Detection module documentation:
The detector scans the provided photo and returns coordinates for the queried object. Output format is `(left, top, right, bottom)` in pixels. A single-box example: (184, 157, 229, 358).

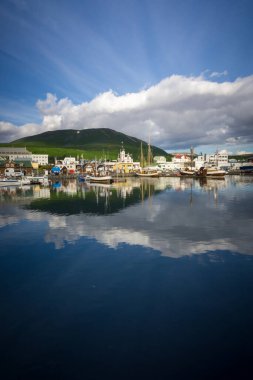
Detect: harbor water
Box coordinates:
(1, 176, 253, 379)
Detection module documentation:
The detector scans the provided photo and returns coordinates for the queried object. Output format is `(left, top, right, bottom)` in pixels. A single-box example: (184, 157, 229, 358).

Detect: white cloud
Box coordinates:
(1, 74, 253, 151)
(209, 70, 228, 78)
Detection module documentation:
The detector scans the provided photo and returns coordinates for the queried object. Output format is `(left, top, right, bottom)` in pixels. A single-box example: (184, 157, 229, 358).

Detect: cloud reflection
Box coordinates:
(0, 177, 252, 258)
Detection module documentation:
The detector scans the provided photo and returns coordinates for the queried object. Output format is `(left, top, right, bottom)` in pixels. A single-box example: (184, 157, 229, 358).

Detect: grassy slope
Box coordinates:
(1, 128, 170, 162)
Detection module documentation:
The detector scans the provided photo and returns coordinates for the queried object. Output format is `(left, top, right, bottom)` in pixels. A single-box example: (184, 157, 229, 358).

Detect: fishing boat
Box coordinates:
(27, 175, 49, 186)
(84, 159, 114, 184)
(86, 175, 113, 184)
(194, 167, 226, 178)
(136, 141, 160, 177)
(136, 170, 160, 178)
(180, 166, 226, 178)
(0, 178, 21, 187)
(180, 169, 197, 176)
(179, 148, 196, 176)
(239, 164, 253, 174)
(78, 174, 86, 182)
(0, 177, 31, 187)
(205, 167, 226, 177)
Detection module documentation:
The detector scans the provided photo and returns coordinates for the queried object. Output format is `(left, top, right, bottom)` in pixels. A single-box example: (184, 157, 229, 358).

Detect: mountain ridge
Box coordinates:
(6, 128, 170, 161)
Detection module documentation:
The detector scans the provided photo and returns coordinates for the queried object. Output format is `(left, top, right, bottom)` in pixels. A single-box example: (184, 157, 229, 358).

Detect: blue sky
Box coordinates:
(0, 0, 253, 153)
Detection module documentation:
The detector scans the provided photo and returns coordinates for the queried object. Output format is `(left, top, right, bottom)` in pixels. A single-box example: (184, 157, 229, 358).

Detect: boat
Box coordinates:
(180, 169, 197, 176)
(136, 141, 160, 178)
(84, 159, 114, 184)
(27, 175, 50, 186)
(0, 178, 21, 187)
(86, 175, 113, 184)
(136, 170, 160, 178)
(180, 166, 226, 178)
(78, 174, 86, 182)
(239, 165, 253, 174)
(205, 167, 226, 177)
(0, 177, 31, 187)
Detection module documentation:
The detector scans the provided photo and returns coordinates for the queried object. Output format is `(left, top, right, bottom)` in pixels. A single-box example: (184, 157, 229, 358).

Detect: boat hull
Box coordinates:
(0, 179, 21, 187)
(239, 165, 253, 174)
(136, 172, 160, 178)
(180, 170, 197, 176)
(206, 174, 225, 177)
(0, 177, 31, 187)
(87, 176, 113, 184)
(187, 167, 226, 178)
(27, 176, 49, 185)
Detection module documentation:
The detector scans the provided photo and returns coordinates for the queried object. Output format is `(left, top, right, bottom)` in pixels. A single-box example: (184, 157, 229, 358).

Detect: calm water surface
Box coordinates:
(1, 176, 253, 379)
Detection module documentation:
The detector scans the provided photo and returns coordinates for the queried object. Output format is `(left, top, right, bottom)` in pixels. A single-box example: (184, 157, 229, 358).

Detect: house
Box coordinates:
(0, 159, 33, 176)
(55, 157, 77, 174)
(153, 156, 166, 164)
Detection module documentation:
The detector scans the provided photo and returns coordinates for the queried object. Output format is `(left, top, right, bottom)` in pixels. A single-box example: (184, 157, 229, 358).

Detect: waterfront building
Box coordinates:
(147, 153, 193, 172)
(172, 154, 191, 165)
(208, 151, 229, 168)
(0, 147, 32, 161)
(103, 146, 140, 174)
(194, 154, 206, 170)
(0, 147, 48, 166)
(153, 156, 166, 164)
(55, 157, 77, 174)
(32, 154, 48, 165)
(194, 151, 229, 170)
(160, 153, 192, 171)
(0, 159, 33, 176)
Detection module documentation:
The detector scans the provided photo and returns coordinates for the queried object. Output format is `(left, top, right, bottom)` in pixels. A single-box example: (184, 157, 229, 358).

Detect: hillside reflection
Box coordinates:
(0, 176, 252, 257)
(26, 178, 165, 215)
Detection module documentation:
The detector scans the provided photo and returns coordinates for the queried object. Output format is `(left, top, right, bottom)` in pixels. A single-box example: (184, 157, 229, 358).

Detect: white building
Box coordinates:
(172, 154, 191, 165)
(208, 151, 229, 168)
(55, 157, 77, 173)
(0, 147, 48, 166)
(152, 154, 191, 172)
(162, 154, 192, 171)
(153, 156, 166, 164)
(102, 147, 140, 174)
(117, 148, 133, 163)
(0, 147, 32, 161)
(194, 151, 229, 170)
(32, 154, 48, 165)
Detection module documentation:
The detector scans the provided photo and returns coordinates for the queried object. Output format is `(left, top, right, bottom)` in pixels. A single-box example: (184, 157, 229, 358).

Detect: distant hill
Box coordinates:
(7, 128, 170, 161)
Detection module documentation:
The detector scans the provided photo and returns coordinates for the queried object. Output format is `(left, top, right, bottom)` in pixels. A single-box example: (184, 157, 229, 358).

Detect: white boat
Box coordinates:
(180, 166, 226, 178)
(192, 167, 226, 178)
(0, 177, 31, 187)
(86, 175, 113, 184)
(136, 170, 160, 178)
(27, 175, 49, 186)
(0, 178, 20, 187)
(20, 177, 31, 185)
(205, 167, 226, 177)
(180, 169, 197, 176)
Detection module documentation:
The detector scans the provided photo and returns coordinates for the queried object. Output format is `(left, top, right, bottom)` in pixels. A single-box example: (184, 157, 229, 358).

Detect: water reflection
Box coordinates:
(0, 176, 252, 256)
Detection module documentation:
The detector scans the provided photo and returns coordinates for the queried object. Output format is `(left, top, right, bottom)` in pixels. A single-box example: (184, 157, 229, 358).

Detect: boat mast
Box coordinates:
(190, 146, 194, 170)
(147, 137, 150, 166)
(147, 136, 153, 166)
(95, 157, 97, 176)
(140, 142, 144, 168)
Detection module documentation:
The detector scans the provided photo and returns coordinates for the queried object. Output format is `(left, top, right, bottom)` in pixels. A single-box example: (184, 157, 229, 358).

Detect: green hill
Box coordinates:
(5, 128, 170, 162)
